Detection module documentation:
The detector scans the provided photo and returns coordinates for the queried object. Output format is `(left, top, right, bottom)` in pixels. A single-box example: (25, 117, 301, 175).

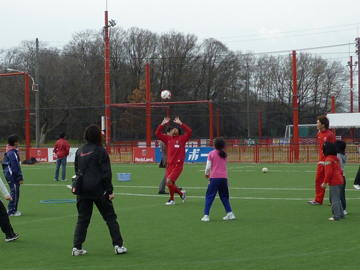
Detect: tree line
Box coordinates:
(0, 27, 350, 144)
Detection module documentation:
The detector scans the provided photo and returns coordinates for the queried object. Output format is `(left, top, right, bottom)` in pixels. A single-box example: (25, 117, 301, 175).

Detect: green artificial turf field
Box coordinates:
(2, 162, 360, 270)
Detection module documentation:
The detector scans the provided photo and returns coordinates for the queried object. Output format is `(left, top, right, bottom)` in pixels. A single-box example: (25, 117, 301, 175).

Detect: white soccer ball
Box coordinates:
(161, 90, 171, 100)
(262, 167, 268, 173)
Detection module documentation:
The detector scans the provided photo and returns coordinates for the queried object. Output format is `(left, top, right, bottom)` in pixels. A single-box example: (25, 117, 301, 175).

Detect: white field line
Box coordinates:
(22, 183, 360, 201)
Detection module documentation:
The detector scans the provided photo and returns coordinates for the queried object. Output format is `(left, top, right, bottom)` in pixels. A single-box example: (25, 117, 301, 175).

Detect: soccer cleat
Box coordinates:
(353, 185, 360, 190)
(328, 217, 340, 221)
(54, 179, 59, 181)
(308, 200, 321, 205)
(5, 233, 19, 242)
(61, 179, 67, 182)
(165, 199, 175, 205)
(223, 212, 235, 220)
(158, 190, 169, 194)
(181, 190, 187, 202)
(201, 215, 210, 222)
(9, 211, 22, 217)
(72, 248, 87, 256)
(114, 245, 127, 254)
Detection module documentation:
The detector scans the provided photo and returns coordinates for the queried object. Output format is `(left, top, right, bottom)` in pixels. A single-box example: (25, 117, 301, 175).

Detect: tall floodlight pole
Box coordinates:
(104, 10, 111, 149)
(356, 37, 360, 112)
(35, 38, 40, 147)
(292, 51, 299, 162)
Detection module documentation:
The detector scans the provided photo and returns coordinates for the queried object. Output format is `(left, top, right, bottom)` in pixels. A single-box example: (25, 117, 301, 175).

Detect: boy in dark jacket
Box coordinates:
(2, 135, 24, 216)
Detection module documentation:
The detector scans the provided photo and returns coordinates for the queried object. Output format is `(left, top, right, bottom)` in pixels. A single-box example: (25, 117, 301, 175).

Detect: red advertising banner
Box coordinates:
(133, 147, 155, 163)
(30, 148, 49, 162)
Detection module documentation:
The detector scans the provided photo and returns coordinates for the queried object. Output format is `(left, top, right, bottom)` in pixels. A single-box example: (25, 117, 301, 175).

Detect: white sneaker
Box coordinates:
(165, 199, 175, 205)
(61, 179, 67, 182)
(114, 245, 127, 254)
(9, 211, 22, 217)
(223, 212, 235, 220)
(343, 210, 347, 215)
(201, 215, 210, 222)
(72, 248, 87, 256)
(353, 185, 360, 190)
(181, 190, 187, 202)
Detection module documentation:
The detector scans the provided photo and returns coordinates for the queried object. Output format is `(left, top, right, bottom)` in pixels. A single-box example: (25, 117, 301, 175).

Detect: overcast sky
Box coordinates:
(1, 0, 359, 62)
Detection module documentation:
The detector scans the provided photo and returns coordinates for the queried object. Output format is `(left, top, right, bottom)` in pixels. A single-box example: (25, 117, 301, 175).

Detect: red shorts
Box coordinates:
(166, 163, 184, 182)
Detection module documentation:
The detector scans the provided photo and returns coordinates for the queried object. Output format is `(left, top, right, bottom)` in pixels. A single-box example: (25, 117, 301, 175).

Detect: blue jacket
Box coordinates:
(2, 148, 23, 183)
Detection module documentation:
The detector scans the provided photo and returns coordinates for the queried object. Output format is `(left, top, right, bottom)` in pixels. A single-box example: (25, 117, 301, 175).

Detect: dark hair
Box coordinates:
(7, 134, 20, 146)
(84, 124, 103, 146)
(214, 138, 227, 158)
(318, 115, 330, 129)
(165, 126, 173, 133)
(173, 126, 181, 135)
(59, 132, 66, 139)
(323, 142, 337, 156)
(334, 140, 346, 155)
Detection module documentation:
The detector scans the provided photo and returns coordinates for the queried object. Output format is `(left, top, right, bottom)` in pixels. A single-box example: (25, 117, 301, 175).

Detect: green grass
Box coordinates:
(2, 162, 360, 270)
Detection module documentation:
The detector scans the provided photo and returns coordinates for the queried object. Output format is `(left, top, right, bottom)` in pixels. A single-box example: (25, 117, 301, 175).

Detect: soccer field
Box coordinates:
(2, 162, 360, 270)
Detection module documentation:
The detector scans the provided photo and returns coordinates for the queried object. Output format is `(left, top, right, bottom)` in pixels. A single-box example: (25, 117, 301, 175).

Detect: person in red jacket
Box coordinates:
(308, 115, 335, 205)
(320, 142, 344, 221)
(53, 132, 70, 181)
(155, 117, 192, 205)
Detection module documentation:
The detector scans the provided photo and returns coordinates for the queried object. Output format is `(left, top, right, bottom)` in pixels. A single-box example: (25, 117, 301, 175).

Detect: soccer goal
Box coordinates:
(284, 124, 318, 139)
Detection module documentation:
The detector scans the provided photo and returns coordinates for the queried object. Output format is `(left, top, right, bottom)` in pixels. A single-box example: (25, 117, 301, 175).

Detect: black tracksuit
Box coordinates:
(73, 142, 124, 249)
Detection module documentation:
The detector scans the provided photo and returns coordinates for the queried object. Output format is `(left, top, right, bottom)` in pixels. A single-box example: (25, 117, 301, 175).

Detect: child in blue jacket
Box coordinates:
(2, 135, 24, 216)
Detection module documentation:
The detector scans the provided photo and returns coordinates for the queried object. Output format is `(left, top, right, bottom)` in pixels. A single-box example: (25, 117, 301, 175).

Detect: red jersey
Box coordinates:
(323, 155, 343, 186)
(53, 138, 70, 158)
(155, 124, 192, 164)
(317, 129, 335, 160)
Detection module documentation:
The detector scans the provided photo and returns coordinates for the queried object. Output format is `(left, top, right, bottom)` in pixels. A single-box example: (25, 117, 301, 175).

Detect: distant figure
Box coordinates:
(53, 132, 70, 181)
(321, 142, 344, 221)
(72, 124, 126, 256)
(158, 126, 172, 194)
(2, 134, 24, 216)
(0, 175, 19, 241)
(201, 138, 235, 222)
(308, 115, 335, 205)
(352, 145, 360, 190)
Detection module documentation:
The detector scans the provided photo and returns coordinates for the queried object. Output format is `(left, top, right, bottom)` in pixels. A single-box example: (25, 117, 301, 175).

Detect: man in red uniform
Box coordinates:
(308, 115, 336, 205)
(155, 117, 192, 205)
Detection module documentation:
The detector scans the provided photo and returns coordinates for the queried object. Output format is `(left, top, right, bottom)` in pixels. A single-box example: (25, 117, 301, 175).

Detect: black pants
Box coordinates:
(354, 165, 360, 185)
(0, 200, 15, 237)
(73, 196, 124, 249)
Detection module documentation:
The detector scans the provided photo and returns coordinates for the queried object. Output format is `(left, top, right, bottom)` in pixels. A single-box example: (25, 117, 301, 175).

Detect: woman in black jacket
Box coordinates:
(72, 124, 127, 256)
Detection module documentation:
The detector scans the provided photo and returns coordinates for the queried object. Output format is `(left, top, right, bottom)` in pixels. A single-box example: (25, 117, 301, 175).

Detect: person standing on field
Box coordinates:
(53, 132, 70, 181)
(0, 175, 19, 242)
(158, 126, 172, 194)
(2, 134, 24, 217)
(72, 124, 126, 256)
(309, 115, 336, 205)
(201, 138, 235, 222)
(320, 142, 344, 221)
(155, 117, 192, 205)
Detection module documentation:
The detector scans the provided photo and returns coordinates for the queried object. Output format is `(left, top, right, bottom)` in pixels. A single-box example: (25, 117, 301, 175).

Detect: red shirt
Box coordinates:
(317, 129, 335, 160)
(323, 155, 343, 186)
(53, 138, 70, 158)
(155, 124, 192, 164)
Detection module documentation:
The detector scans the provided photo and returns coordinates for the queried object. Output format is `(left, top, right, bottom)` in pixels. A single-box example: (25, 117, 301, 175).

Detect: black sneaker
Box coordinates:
(6, 233, 19, 242)
(158, 191, 169, 194)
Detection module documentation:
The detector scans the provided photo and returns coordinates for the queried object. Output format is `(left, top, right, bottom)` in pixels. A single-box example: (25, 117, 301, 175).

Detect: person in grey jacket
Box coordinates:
(0, 176, 18, 242)
(334, 140, 347, 214)
(72, 124, 126, 256)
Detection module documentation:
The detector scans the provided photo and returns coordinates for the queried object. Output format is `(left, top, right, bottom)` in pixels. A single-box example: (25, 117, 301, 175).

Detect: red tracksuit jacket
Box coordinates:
(155, 124, 192, 164)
